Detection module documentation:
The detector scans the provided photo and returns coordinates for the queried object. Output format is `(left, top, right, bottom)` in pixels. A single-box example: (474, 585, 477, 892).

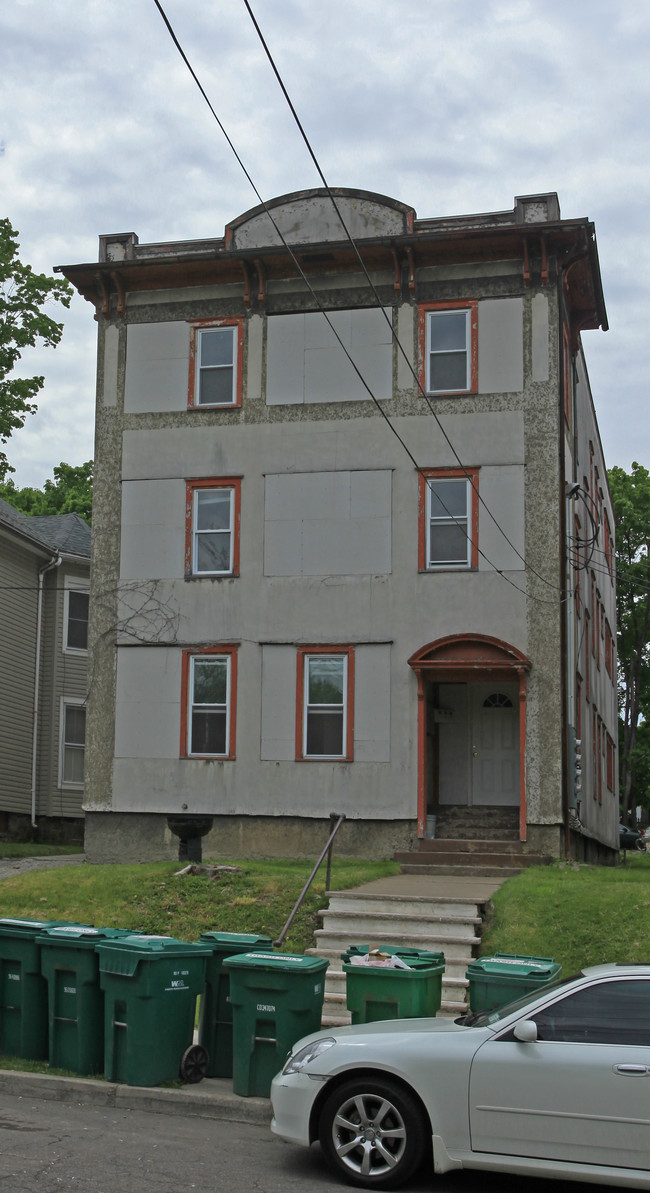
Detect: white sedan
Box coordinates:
(270, 963, 650, 1190)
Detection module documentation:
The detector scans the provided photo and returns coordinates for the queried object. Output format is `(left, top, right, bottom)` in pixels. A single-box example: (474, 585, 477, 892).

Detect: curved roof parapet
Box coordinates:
(225, 187, 416, 251)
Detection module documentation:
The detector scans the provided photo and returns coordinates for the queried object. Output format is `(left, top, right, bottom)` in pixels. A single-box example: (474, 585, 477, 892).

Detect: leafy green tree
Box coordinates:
(0, 460, 93, 524)
(0, 218, 72, 478)
(608, 462, 650, 820)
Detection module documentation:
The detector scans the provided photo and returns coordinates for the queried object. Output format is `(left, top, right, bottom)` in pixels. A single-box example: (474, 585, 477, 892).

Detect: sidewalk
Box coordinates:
(0, 1067, 272, 1125)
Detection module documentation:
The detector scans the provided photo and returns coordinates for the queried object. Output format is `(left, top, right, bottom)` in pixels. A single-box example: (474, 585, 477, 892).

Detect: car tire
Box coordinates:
(318, 1076, 427, 1190)
(634, 837, 646, 852)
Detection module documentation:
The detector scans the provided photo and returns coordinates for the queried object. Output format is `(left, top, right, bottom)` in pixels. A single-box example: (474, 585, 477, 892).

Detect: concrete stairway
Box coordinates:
(394, 837, 553, 878)
(394, 808, 553, 878)
(308, 884, 492, 1026)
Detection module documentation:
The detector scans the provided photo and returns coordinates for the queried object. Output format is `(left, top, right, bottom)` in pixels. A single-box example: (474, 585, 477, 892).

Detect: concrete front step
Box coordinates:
(398, 863, 525, 878)
(415, 838, 528, 854)
(314, 929, 480, 957)
(317, 909, 481, 939)
(395, 850, 550, 868)
(325, 892, 488, 916)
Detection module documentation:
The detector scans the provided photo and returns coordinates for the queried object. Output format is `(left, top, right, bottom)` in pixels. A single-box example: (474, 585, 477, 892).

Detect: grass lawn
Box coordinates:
(0, 843, 81, 858)
(481, 855, 650, 974)
(0, 856, 399, 954)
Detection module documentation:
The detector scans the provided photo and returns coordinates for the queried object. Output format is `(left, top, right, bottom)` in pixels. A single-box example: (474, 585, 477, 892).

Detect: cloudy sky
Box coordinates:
(1, 0, 648, 486)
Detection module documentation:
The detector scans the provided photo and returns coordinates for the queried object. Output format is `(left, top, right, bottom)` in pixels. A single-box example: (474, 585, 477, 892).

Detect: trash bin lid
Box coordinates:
(199, 932, 273, 949)
(95, 934, 212, 956)
(342, 945, 445, 965)
(96, 934, 211, 977)
(467, 953, 557, 977)
(38, 925, 124, 948)
(223, 951, 328, 973)
(0, 917, 57, 936)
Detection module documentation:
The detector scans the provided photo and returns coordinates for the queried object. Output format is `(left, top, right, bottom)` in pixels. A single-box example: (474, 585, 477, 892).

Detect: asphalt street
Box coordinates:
(0, 1092, 623, 1193)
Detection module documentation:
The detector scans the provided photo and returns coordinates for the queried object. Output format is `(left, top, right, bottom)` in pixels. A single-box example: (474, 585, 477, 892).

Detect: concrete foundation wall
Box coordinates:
(83, 810, 417, 863)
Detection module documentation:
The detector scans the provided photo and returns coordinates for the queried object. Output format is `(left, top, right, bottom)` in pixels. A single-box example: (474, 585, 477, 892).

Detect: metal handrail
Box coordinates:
(274, 813, 346, 948)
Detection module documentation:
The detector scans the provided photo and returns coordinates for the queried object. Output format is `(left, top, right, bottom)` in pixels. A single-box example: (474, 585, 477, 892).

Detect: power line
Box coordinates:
(241, 0, 566, 598)
(152, 0, 569, 608)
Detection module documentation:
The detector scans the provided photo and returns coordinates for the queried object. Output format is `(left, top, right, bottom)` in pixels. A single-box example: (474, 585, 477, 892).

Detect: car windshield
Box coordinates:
(457, 972, 583, 1027)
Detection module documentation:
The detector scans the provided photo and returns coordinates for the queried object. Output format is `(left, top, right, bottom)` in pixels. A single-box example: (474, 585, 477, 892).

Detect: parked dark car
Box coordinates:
(619, 822, 646, 851)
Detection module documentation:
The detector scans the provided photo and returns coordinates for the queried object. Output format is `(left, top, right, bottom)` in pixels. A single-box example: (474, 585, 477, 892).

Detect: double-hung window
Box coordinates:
(185, 478, 241, 577)
(182, 647, 237, 759)
(420, 302, 477, 395)
(419, 468, 478, 570)
(297, 647, 354, 761)
(189, 319, 243, 409)
(61, 701, 86, 786)
(64, 586, 89, 651)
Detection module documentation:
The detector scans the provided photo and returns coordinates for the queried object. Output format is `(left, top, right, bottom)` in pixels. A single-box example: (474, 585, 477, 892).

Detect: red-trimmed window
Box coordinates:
(296, 646, 354, 761)
(188, 318, 243, 409)
(185, 478, 241, 577)
(595, 591, 601, 669)
(419, 301, 478, 396)
(584, 611, 590, 701)
(592, 708, 598, 800)
(418, 468, 478, 571)
(604, 510, 614, 580)
(606, 734, 615, 793)
(181, 646, 237, 759)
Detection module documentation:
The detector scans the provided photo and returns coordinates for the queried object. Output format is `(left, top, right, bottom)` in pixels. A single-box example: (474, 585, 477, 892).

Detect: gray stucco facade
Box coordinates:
(58, 187, 617, 863)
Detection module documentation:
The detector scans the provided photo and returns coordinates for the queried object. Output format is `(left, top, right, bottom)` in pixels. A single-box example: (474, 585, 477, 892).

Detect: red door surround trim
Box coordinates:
(408, 634, 531, 842)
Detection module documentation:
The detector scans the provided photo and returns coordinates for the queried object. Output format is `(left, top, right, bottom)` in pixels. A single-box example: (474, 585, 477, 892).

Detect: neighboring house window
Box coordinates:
(185, 478, 241, 576)
(188, 319, 243, 408)
(419, 301, 478, 395)
(181, 646, 237, 759)
(61, 701, 86, 787)
(65, 588, 89, 651)
(296, 647, 354, 761)
(418, 468, 478, 570)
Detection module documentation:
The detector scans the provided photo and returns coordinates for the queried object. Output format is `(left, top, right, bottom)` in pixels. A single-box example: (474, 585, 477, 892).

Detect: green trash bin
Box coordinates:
(342, 946, 446, 1024)
(466, 953, 561, 1014)
(198, 932, 274, 1078)
(97, 934, 211, 1087)
(224, 952, 328, 1098)
(38, 925, 126, 1076)
(0, 918, 84, 1060)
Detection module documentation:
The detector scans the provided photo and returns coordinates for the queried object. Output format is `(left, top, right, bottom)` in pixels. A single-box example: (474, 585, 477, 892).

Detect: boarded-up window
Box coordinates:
(266, 308, 393, 405)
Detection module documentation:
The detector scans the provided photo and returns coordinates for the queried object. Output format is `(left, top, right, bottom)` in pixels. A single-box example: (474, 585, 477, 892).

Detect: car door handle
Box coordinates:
(614, 1065, 648, 1075)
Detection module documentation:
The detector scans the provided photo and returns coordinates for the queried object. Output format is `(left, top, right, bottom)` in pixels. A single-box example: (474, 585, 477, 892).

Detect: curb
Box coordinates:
(0, 1068, 272, 1125)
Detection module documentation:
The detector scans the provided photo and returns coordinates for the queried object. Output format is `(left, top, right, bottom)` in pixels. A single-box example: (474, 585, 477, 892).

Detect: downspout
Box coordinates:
(31, 553, 62, 828)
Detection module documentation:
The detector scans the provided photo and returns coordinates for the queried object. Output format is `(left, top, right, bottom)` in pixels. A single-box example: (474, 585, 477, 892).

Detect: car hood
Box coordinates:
(289, 1014, 471, 1054)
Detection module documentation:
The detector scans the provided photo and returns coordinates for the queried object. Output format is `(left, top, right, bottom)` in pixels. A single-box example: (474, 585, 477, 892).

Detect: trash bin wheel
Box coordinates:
(180, 1044, 209, 1084)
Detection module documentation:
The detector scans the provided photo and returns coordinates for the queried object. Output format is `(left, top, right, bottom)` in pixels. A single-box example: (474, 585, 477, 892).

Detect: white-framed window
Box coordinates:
(185, 479, 240, 576)
(298, 649, 353, 760)
(195, 325, 238, 407)
(64, 584, 89, 652)
(182, 647, 237, 759)
(60, 700, 86, 787)
(419, 469, 478, 570)
(421, 304, 476, 395)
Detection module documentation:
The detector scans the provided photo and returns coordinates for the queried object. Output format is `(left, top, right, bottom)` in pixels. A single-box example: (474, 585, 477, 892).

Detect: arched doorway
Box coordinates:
(408, 634, 531, 841)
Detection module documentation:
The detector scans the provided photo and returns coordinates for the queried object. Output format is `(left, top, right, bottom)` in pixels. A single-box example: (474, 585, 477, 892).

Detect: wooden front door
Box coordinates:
(436, 681, 519, 806)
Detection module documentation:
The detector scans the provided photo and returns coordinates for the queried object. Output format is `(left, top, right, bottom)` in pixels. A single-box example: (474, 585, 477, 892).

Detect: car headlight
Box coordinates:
(282, 1037, 336, 1075)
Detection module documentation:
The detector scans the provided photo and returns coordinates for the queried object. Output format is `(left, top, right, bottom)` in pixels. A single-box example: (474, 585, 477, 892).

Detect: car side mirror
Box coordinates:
(513, 1020, 538, 1043)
